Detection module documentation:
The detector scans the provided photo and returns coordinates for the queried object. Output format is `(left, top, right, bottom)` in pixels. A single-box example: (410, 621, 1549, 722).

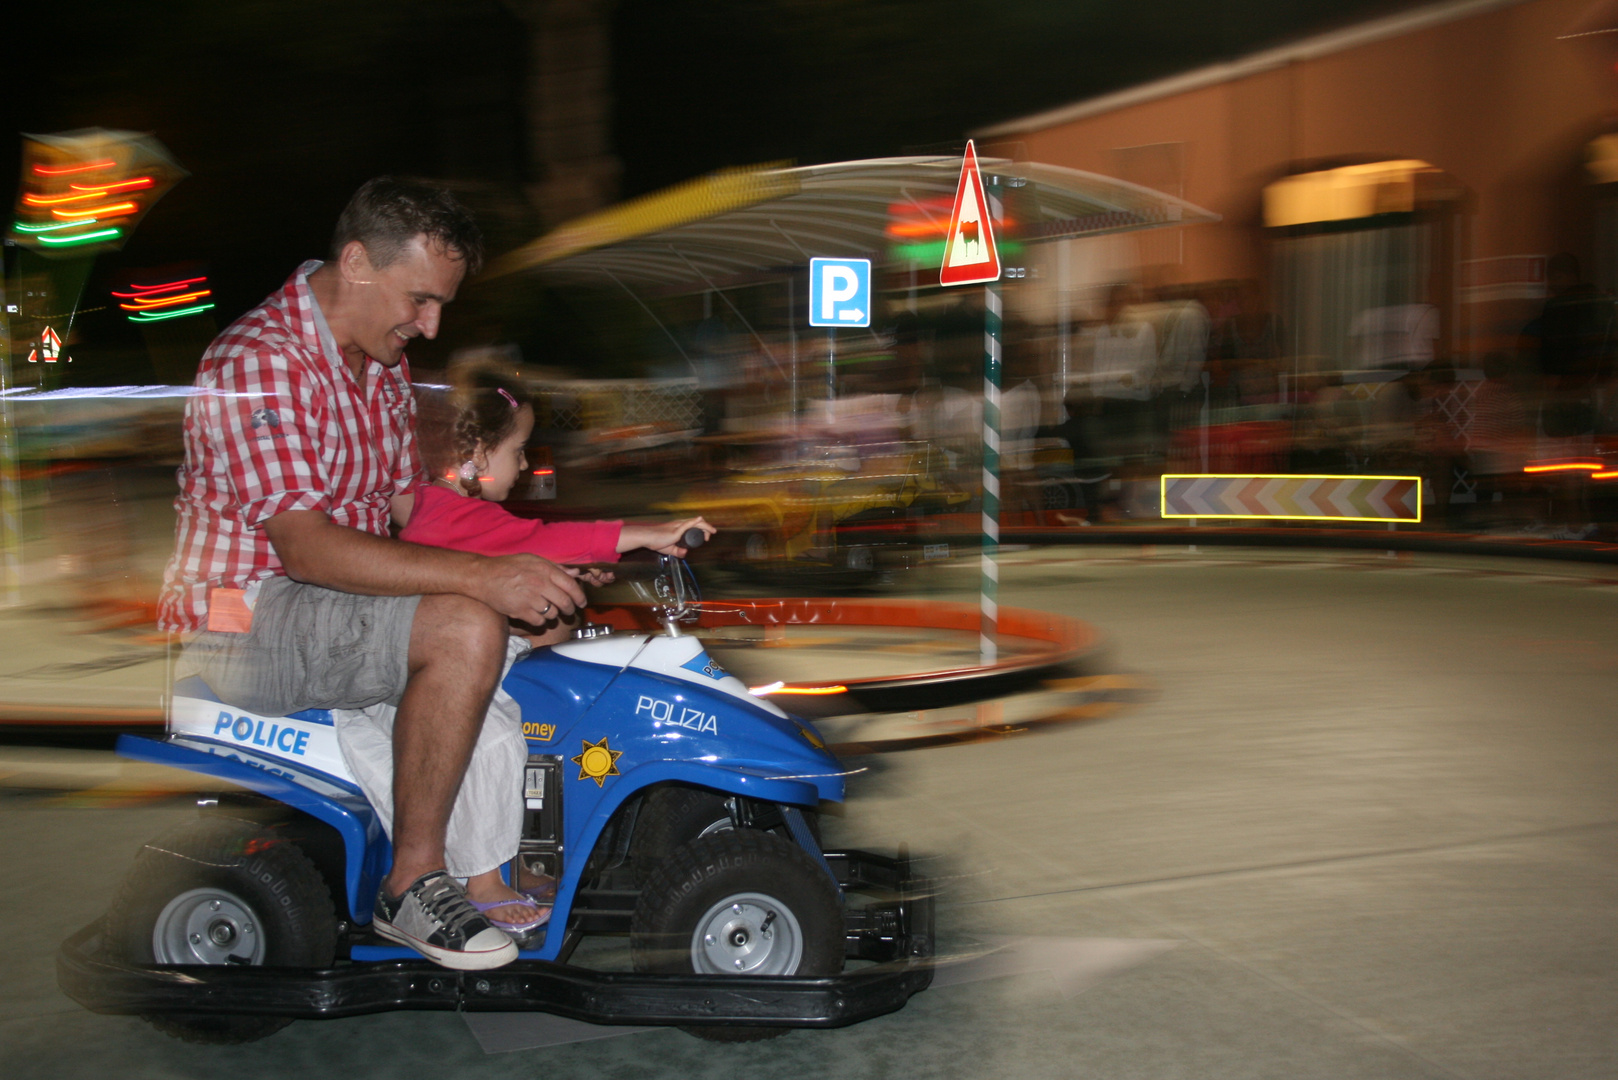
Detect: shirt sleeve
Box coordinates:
(403, 490, 623, 563)
(206, 348, 333, 527)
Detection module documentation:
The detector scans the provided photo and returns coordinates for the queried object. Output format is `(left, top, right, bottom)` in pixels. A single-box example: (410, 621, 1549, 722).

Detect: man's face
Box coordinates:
(345, 235, 467, 366)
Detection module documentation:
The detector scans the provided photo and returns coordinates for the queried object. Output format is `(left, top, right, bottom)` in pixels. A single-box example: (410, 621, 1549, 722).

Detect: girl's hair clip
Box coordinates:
(496, 388, 519, 410)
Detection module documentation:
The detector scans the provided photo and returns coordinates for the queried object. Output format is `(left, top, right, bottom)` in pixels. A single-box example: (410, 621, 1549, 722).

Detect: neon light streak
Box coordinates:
(747, 682, 847, 696)
(128, 303, 215, 323)
(23, 191, 106, 206)
(69, 176, 153, 194)
(117, 290, 213, 310)
(52, 202, 136, 220)
(127, 277, 208, 293)
(37, 228, 122, 247)
(532, 468, 554, 476)
(1592, 471, 1618, 480)
(33, 159, 116, 176)
(14, 219, 98, 233)
(1523, 462, 1603, 473)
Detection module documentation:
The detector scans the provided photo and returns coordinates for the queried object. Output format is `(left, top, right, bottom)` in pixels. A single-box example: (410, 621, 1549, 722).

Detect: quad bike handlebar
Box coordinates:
(567, 527, 707, 638)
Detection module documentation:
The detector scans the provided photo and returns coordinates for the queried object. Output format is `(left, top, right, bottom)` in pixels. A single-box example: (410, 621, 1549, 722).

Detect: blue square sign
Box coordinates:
(808, 257, 872, 328)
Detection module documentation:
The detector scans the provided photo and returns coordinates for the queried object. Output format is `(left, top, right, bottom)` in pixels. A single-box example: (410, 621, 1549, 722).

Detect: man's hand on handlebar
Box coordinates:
(618, 516, 715, 558)
(475, 553, 588, 625)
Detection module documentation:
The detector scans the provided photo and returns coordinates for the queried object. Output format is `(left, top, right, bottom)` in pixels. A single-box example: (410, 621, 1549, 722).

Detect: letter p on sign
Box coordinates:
(808, 257, 871, 328)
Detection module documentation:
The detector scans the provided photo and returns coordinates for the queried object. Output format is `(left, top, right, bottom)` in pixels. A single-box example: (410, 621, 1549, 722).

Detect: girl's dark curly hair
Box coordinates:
(419, 367, 529, 497)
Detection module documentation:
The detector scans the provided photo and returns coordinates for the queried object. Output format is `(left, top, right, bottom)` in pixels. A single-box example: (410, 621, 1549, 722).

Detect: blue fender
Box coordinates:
(115, 734, 388, 924)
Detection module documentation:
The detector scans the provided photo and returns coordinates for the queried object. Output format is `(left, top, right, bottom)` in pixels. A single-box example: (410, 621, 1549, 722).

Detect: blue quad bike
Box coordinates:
(57, 542, 933, 1043)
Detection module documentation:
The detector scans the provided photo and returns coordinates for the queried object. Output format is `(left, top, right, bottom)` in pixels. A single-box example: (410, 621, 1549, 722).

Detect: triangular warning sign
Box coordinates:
(40, 326, 67, 363)
(940, 140, 1001, 287)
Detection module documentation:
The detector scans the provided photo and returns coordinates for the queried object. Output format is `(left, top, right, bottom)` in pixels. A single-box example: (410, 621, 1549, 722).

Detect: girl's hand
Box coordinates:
(618, 517, 715, 556)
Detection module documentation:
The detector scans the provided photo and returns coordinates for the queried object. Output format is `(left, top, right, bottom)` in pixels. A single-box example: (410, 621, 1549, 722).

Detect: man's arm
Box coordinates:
(265, 509, 585, 625)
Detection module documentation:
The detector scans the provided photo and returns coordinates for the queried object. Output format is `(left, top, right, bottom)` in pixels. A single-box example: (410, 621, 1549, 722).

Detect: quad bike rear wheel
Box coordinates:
(106, 816, 337, 1044)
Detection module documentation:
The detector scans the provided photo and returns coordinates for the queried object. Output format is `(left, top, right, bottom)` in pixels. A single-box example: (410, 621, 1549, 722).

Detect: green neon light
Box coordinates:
(37, 227, 121, 246)
(129, 303, 215, 323)
(888, 239, 1024, 263)
(15, 219, 98, 233)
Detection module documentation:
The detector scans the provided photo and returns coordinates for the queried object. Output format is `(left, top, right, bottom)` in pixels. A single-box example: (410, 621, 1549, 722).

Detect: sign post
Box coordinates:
(938, 141, 1004, 664)
(0, 275, 16, 607)
(808, 256, 871, 414)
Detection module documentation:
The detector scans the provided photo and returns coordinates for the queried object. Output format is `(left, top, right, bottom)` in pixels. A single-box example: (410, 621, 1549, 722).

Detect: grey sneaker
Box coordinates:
(374, 870, 518, 970)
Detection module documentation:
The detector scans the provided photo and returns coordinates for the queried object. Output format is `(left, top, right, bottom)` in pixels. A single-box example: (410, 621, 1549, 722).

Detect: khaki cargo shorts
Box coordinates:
(176, 576, 421, 716)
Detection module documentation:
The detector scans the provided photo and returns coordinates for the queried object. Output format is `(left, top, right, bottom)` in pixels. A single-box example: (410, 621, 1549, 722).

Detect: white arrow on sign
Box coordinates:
(462, 935, 1180, 1052)
(837, 307, 865, 322)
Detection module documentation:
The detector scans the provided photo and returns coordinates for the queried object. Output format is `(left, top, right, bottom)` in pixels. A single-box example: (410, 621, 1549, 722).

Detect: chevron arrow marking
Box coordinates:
(1159, 475, 1422, 522)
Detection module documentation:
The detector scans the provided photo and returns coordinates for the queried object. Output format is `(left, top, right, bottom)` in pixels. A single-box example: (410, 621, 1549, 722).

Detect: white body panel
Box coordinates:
(169, 694, 356, 783)
(552, 633, 786, 717)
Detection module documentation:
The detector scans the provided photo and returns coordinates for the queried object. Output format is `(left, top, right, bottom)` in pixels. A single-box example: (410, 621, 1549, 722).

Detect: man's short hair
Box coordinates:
(331, 177, 485, 277)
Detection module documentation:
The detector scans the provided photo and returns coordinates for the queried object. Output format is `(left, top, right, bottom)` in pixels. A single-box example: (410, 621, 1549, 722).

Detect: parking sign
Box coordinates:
(808, 257, 871, 328)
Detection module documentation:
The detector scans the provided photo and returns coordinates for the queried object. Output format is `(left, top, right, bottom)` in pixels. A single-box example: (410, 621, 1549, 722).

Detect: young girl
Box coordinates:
(334, 370, 711, 938)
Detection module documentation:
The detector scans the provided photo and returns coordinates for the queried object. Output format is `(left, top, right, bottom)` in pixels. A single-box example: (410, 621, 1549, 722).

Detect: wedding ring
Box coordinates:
(540, 602, 553, 617)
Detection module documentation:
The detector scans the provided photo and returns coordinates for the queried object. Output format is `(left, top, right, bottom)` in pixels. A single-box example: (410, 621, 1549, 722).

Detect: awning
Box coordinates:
(486, 155, 1218, 291)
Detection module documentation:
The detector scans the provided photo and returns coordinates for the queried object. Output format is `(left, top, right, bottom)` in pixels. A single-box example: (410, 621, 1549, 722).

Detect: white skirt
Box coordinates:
(333, 635, 531, 879)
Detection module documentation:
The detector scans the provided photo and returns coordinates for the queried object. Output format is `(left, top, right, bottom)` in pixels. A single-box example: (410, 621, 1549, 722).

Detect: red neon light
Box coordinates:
(1593, 471, 1618, 480)
(69, 177, 153, 194)
(532, 468, 555, 476)
(117, 290, 212, 311)
(129, 276, 207, 292)
(111, 279, 209, 299)
(33, 159, 116, 176)
(51, 202, 137, 220)
(1523, 462, 1604, 473)
(765, 685, 848, 696)
(23, 191, 105, 206)
(886, 216, 1012, 239)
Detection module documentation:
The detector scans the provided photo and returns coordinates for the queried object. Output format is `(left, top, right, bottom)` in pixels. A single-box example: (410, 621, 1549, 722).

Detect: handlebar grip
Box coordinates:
(682, 527, 707, 550)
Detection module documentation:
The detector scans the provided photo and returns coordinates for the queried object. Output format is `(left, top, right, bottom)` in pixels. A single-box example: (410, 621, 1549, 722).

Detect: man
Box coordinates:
(158, 177, 585, 970)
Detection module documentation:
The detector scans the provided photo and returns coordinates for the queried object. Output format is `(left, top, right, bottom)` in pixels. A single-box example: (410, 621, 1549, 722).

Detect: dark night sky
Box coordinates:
(6, 0, 1421, 378)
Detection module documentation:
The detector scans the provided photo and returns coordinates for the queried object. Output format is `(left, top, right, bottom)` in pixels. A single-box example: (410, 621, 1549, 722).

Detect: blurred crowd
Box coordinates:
(13, 249, 1618, 614)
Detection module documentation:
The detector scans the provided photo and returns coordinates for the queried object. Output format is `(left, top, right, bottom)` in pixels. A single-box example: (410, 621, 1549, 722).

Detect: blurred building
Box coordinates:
(974, 0, 1618, 369)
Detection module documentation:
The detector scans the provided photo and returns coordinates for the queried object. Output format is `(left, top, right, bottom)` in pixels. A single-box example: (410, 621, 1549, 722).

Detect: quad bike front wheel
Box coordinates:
(105, 816, 337, 1044)
(629, 785, 819, 885)
(631, 830, 842, 1042)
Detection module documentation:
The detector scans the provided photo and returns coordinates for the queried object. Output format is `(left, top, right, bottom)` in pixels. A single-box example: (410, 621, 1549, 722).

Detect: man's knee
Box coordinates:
(410, 595, 507, 675)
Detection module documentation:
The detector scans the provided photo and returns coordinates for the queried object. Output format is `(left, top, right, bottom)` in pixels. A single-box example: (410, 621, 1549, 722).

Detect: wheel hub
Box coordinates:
(690, 891, 803, 976)
(153, 887, 265, 966)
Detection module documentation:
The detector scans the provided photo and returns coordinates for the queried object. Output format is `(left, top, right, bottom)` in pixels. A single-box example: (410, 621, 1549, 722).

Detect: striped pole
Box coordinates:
(980, 178, 1003, 665)
(0, 274, 17, 607)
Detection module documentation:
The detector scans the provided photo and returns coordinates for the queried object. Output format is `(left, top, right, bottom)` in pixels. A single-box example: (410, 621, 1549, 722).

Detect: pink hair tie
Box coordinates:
(496, 388, 519, 409)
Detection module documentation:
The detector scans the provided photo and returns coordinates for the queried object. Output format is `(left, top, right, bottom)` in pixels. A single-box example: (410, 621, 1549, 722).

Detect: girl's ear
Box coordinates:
(471, 442, 490, 470)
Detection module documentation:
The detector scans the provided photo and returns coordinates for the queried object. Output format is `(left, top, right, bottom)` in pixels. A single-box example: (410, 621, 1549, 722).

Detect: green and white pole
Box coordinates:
(980, 178, 1003, 665)
(0, 270, 16, 608)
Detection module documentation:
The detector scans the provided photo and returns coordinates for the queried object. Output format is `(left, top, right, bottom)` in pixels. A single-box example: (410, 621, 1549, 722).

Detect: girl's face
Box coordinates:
(474, 405, 535, 502)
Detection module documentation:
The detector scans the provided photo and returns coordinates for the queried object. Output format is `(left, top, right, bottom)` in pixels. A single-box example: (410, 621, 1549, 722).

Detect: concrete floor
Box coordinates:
(5, 547, 1618, 1079)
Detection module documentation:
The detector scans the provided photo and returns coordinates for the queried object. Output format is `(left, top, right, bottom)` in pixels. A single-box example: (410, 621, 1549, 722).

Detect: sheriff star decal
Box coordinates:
(572, 736, 623, 787)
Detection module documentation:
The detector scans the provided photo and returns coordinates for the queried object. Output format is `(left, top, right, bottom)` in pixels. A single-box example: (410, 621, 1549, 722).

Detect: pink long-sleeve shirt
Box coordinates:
(400, 484, 622, 564)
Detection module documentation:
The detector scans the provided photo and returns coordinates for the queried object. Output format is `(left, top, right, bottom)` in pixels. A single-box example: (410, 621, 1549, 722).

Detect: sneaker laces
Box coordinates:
(412, 873, 489, 940)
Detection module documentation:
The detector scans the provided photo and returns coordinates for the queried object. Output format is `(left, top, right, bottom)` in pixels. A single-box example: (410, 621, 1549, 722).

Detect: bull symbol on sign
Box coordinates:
(955, 219, 985, 263)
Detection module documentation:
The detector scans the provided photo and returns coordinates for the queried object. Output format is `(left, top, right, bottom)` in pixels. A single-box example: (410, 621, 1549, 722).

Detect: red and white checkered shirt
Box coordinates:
(157, 261, 424, 632)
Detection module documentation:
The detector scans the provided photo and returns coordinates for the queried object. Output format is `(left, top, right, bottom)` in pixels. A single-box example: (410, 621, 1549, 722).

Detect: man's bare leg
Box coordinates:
(382, 593, 508, 897)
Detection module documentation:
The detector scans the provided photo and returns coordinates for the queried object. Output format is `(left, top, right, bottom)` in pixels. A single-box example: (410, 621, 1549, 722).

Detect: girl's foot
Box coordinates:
(465, 870, 550, 931)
